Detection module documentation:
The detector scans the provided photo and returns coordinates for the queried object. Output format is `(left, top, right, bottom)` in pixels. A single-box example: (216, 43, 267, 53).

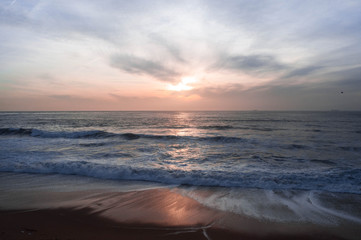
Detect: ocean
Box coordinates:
(1, 111, 361, 225)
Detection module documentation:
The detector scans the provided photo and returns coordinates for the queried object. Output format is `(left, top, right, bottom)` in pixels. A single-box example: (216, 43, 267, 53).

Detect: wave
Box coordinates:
(0, 128, 33, 135)
(142, 125, 277, 131)
(0, 128, 246, 143)
(0, 160, 360, 194)
(0, 128, 117, 139)
(285, 144, 310, 150)
(179, 188, 361, 225)
(338, 146, 361, 152)
(197, 125, 276, 131)
(198, 125, 234, 130)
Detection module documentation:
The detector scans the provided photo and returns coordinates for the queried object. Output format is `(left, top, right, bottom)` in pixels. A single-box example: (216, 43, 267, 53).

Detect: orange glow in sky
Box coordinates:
(167, 77, 197, 92)
(1, 1, 360, 111)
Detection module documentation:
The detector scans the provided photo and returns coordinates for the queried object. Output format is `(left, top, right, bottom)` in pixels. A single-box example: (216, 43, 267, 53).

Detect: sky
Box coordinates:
(1, 0, 361, 111)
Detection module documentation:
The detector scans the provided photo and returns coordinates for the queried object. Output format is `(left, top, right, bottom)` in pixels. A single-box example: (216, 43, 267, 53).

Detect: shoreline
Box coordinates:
(0, 207, 347, 240)
(1, 208, 217, 240)
(1, 173, 361, 239)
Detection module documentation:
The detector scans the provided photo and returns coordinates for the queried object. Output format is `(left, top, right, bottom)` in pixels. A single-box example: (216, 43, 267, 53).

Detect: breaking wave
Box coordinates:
(0, 128, 246, 143)
(0, 159, 360, 194)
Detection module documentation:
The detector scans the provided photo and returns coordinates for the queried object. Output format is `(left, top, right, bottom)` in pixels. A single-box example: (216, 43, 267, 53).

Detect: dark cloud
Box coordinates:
(251, 66, 361, 95)
(189, 69, 361, 110)
(110, 55, 180, 82)
(321, 66, 361, 91)
(282, 66, 323, 79)
(189, 84, 286, 110)
(211, 54, 287, 75)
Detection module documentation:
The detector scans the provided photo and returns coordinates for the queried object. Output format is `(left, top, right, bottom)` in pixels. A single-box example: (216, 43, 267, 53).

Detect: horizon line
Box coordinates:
(1, 110, 360, 112)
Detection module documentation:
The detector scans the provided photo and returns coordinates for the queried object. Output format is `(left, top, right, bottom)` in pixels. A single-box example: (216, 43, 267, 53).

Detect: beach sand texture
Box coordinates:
(1, 176, 359, 240)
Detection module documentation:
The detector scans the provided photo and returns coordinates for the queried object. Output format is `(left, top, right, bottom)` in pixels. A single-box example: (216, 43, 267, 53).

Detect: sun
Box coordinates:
(167, 77, 197, 91)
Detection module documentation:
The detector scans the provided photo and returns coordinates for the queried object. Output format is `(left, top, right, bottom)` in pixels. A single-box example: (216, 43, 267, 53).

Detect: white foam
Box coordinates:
(308, 191, 361, 224)
(177, 187, 361, 225)
(0, 155, 361, 194)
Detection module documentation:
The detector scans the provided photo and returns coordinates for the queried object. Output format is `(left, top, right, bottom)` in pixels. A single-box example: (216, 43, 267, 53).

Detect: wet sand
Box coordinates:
(0, 188, 349, 240)
(0, 207, 346, 240)
(1, 208, 212, 240)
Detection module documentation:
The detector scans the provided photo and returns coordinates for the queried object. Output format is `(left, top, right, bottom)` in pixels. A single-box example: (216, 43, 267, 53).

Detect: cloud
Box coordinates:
(191, 83, 244, 98)
(320, 66, 361, 90)
(148, 34, 185, 63)
(1, 0, 361, 110)
(272, 65, 361, 93)
(210, 54, 287, 76)
(0, 1, 123, 44)
(281, 66, 323, 79)
(110, 55, 180, 82)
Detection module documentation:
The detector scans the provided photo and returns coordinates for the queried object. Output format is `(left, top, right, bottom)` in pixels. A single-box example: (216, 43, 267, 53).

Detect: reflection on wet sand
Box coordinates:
(82, 189, 221, 227)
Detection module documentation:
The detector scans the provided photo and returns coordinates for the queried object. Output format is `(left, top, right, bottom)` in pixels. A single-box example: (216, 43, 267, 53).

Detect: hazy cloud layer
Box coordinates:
(110, 55, 180, 82)
(211, 54, 287, 76)
(282, 66, 323, 79)
(1, 0, 361, 110)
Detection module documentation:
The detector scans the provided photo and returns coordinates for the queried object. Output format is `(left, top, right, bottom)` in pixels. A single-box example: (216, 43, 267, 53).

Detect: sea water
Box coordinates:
(1, 111, 361, 224)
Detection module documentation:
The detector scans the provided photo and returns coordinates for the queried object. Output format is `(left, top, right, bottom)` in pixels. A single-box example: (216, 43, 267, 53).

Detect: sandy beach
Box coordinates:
(1, 207, 218, 240)
(1, 173, 358, 240)
(0, 198, 349, 240)
(0, 206, 347, 240)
